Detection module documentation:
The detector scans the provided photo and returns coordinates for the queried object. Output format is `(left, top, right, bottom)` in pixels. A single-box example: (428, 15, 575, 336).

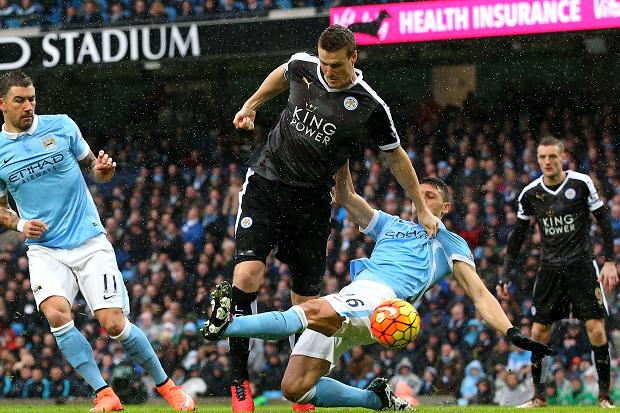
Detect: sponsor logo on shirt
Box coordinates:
(290, 104, 336, 146)
(302, 76, 313, 90)
(540, 213, 576, 235)
(9, 153, 64, 184)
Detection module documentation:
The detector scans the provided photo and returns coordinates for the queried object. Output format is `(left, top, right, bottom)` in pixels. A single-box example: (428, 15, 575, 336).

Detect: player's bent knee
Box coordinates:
(44, 310, 72, 328)
(587, 327, 606, 345)
(281, 379, 311, 403)
(96, 309, 127, 337)
(233, 261, 265, 291)
(40, 297, 72, 328)
(299, 299, 342, 336)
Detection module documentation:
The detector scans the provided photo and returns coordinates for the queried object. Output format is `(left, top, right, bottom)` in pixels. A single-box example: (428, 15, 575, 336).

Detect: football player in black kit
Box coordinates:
(498, 136, 618, 408)
(224, 24, 438, 412)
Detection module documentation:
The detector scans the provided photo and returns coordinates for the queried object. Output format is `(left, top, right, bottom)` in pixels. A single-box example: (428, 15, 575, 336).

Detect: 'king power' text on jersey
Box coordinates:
(0, 115, 104, 249)
(517, 170, 603, 266)
(251, 52, 400, 189)
(350, 210, 475, 302)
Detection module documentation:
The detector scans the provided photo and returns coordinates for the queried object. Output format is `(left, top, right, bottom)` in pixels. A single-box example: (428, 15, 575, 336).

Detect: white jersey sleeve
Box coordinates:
(359, 209, 390, 240)
(436, 228, 476, 270)
(64, 115, 90, 161)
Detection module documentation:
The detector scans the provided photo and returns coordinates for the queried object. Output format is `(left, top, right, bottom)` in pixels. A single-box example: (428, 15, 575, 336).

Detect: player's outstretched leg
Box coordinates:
(295, 376, 414, 411)
(201, 281, 307, 341)
(51, 319, 123, 412)
(107, 314, 195, 411)
(366, 378, 416, 411)
(201, 281, 232, 340)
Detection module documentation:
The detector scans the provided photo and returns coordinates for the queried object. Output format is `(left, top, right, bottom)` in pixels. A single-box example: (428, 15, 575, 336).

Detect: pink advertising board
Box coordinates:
(330, 0, 620, 45)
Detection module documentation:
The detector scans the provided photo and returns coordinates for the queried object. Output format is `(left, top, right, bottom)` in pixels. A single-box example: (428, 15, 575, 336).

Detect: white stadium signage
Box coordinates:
(0, 24, 201, 70)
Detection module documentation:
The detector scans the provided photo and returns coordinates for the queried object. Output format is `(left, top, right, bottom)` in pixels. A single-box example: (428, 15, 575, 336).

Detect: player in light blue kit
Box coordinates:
(202, 160, 553, 411)
(0, 71, 195, 412)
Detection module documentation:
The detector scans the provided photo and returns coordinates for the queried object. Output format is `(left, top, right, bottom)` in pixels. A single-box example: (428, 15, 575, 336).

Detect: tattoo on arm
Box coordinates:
(78, 150, 105, 183)
(78, 150, 96, 174)
(0, 195, 20, 230)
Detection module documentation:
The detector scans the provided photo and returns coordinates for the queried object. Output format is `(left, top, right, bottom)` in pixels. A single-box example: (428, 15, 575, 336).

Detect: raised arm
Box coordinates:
(78, 150, 116, 184)
(382, 147, 437, 236)
(233, 64, 289, 130)
(333, 160, 374, 229)
(452, 261, 553, 356)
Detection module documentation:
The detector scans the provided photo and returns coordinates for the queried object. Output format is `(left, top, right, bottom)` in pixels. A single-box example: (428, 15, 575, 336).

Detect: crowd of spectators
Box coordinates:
(0, 0, 396, 29)
(0, 0, 401, 29)
(1, 84, 620, 406)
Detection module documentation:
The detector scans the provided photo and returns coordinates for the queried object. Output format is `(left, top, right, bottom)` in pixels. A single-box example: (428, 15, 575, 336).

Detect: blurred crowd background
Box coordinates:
(0, 80, 620, 406)
(0, 0, 397, 29)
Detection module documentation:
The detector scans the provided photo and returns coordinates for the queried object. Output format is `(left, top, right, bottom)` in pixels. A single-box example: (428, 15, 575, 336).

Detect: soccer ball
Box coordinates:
(370, 299, 420, 349)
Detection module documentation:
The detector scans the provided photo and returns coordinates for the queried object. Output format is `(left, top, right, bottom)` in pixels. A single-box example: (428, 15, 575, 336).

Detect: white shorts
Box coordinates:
(291, 279, 396, 366)
(27, 234, 129, 315)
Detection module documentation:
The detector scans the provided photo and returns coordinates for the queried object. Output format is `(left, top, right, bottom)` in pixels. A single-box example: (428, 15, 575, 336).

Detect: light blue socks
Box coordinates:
(223, 306, 308, 341)
(52, 320, 107, 391)
(112, 320, 168, 385)
(301, 377, 382, 409)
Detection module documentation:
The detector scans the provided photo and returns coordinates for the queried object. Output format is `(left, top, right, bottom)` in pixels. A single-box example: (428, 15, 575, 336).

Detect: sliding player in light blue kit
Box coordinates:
(0, 71, 195, 412)
(202, 160, 553, 411)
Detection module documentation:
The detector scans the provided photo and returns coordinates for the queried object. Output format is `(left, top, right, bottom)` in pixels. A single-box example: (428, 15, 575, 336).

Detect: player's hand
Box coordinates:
(496, 282, 512, 301)
(600, 261, 618, 292)
(93, 150, 116, 183)
(506, 327, 554, 356)
(233, 107, 256, 130)
(417, 208, 438, 238)
(23, 219, 48, 239)
(497, 258, 517, 300)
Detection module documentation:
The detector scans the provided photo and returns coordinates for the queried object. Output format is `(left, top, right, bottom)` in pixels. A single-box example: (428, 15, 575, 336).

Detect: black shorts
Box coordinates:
(532, 260, 607, 324)
(234, 170, 331, 296)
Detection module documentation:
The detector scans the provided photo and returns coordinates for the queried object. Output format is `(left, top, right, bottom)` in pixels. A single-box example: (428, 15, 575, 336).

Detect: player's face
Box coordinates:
(318, 47, 358, 89)
(537, 144, 563, 180)
(0, 86, 36, 132)
(420, 183, 450, 218)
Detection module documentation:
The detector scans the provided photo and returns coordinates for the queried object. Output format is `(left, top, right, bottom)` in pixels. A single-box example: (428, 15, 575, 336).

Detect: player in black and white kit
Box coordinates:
(225, 25, 438, 412)
(498, 136, 618, 408)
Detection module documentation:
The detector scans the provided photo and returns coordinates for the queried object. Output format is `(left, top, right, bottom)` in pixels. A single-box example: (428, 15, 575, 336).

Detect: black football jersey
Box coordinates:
(250, 52, 400, 189)
(517, 170, 604, 266)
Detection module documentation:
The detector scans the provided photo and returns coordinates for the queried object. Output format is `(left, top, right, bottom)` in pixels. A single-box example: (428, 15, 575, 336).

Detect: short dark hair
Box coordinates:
(420, 176, 450, 203)
(538, 135, 565, 153)
(0, 71, 33, 98)
(318, 25, 356, 57)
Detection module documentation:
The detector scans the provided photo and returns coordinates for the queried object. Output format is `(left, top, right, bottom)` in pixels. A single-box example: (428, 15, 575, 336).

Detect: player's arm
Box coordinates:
(233, 63, 289, 130)
(78, 150, 116, 183)
(0, 195, 47, 238)
(333, 160, 374, 229)
(592, 206, 619, 292)
(452, 261, 553, 356)
(501, 218, 530, 274)
(382, 146, 437, 236)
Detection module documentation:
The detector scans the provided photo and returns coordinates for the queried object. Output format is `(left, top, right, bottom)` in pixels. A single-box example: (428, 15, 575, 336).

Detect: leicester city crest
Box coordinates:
(564, 188, 576, 200)
(344, 96, 358, 111)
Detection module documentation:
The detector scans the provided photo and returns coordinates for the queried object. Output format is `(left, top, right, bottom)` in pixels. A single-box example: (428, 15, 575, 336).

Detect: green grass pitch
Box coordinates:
(0, 402, 606, 413)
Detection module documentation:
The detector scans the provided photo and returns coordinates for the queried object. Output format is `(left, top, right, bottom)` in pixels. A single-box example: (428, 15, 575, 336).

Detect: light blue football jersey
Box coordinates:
(350, 210, 475, 302)
(0, 115, 104, 249)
